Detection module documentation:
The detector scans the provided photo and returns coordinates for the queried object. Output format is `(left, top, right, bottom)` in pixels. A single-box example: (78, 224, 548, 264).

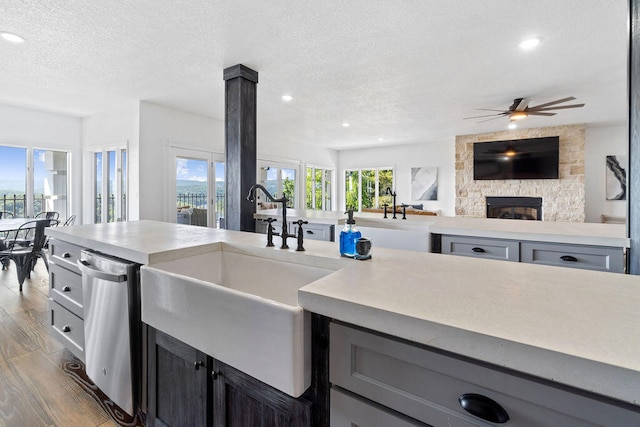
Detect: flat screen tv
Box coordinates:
(473, 136, 559, 180)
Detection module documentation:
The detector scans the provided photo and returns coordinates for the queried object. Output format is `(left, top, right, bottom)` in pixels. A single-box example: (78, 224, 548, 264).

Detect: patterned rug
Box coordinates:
(61, 352, 146, 426)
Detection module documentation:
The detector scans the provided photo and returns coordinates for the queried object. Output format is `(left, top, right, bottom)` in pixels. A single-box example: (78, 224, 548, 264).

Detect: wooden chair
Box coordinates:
(0, 219, 58, 291)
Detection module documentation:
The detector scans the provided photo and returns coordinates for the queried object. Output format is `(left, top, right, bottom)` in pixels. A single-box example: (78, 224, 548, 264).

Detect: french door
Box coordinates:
(167, 147, 225, 228)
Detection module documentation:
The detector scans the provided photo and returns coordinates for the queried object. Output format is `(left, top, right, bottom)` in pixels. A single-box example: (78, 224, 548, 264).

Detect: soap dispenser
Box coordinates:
(340, 210, 362, 257)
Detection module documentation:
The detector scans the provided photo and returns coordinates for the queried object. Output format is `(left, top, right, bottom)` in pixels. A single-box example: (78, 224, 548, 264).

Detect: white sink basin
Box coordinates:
(140, 242, 341, 397)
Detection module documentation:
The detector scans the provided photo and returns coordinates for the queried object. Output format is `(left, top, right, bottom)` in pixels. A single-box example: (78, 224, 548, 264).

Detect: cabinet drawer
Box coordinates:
(330, 323, 640, 427)
(441, 235, 519, 262)
(521, 242, 624, 273)
(292, 222, 334, 242)
(331, 388, 427, 427)
(50, 299, 84, 362)
(49, 239, 84, 273)
(49, 263, 83, 318)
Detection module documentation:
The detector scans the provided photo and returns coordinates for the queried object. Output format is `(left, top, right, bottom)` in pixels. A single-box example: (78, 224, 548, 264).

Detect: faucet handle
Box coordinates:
(294, 220, 309, 252)
(266, 217, 277, 247)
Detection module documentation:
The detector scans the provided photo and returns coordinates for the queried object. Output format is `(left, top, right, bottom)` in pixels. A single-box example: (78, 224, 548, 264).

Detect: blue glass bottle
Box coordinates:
(339, 210, 361, 257)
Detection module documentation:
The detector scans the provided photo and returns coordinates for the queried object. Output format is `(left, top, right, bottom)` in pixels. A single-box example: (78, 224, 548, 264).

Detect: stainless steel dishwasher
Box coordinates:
(78, 250, 141, 417)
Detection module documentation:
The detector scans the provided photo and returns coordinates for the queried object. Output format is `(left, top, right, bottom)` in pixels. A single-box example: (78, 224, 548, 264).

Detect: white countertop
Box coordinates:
(48, 220, 640, 405)
(255, 209, 629, 247)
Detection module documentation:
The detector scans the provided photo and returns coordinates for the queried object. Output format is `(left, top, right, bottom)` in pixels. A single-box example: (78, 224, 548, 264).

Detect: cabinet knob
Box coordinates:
(458, 393, 509, 423)
(62, 252, 71, 258)
(194, 360, 204, 370)
(560, 255, 578, 262)
(471, 247, 485, 253)
(62, 285, 71, 292)
(62, 325, 71, 333)
(211, 370, 222, 380)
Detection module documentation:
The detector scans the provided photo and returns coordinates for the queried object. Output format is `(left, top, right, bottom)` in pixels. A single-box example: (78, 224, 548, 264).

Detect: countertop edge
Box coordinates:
(298, 290, 640, 406)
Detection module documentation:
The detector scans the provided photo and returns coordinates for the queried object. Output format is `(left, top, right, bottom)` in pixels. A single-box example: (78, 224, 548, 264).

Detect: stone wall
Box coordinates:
(455, 124, 585, 222)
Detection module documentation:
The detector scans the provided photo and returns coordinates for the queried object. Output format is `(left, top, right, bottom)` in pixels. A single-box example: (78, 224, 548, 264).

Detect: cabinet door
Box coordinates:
(147, 328, 210, 427)
(331, 388, 428, 427)
(212, 359, 311, 427)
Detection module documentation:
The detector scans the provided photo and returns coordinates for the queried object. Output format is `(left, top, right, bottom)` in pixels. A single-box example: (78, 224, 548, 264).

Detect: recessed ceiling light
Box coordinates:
(378, 138, 384, 142)
(342, 122, 350, 127)
(508, 123, 517, 130)
(282, 95, 293, 102)
(1, 31, 25, 43)
(518, 37, 540, 50)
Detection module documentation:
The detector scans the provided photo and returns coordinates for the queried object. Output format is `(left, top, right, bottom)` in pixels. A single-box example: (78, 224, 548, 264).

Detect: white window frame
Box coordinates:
(343, 167, 395, 211)
(90, 145, 128, 223)
(257, 158, 301, 209)
(305, 164, 335, 211)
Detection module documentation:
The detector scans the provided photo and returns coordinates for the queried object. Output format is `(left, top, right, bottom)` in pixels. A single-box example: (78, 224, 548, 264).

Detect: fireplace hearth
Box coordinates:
(486, 196, 542, 220)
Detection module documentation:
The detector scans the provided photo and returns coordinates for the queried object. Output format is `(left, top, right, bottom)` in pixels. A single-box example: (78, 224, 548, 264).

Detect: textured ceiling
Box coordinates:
(0, 1, 629, 150)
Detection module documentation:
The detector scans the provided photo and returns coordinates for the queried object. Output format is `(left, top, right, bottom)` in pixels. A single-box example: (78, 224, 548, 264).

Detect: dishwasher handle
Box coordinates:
(77, 260, 128, 283)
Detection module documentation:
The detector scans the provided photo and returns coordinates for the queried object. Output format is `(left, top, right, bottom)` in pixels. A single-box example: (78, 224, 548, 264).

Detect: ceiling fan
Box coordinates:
(464, 97, 585, 123)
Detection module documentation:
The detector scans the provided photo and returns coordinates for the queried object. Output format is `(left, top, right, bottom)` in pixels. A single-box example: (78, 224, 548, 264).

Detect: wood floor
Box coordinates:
(0, 259, 125, 427)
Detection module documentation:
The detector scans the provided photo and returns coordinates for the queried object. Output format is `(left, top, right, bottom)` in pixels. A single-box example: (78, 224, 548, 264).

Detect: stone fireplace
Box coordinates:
(455, 124, 585, 222)
(486, 196, 542, 220)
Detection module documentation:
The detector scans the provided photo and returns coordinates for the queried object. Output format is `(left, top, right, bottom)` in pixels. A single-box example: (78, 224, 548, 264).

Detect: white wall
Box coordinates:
(337, 140, 456, 216)
(138, 102, 225, 222)
(82, 101, 140, 222)
(584, 124, 628, 222)
(0, 103, 83, 220)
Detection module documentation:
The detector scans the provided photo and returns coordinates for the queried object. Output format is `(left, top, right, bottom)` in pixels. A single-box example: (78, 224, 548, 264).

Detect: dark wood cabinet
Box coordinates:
(147, 328, 211, 427)
(147, 326, 312, 427)
(212, 359, 311, 426)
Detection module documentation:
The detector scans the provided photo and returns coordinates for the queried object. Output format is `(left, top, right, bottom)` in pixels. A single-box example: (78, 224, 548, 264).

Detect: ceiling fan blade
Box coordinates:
(476, 108, 509, 112)
(528, 96, 576, 110)
(463, 113, 503, 119)
(513, 98, 529, 111)
(478, 115, 506, 123)
(533, 104, 585, 111)
(526, 112, 556, 116)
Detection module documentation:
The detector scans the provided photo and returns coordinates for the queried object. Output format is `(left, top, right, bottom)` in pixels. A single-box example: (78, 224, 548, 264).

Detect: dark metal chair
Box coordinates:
(35, 211, 60, 220)
(0, 211, 14, 219)
(63, 214, 77, 226)
(0, 219, 58, 291)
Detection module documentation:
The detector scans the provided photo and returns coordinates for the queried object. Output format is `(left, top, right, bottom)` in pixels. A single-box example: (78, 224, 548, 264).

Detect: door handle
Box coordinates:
(77, 260, 127, 282)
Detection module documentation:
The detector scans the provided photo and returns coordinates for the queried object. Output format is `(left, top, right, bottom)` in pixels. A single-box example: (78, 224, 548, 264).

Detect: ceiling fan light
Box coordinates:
(518, 37, 540, 50)
(510, 111, 528, 121)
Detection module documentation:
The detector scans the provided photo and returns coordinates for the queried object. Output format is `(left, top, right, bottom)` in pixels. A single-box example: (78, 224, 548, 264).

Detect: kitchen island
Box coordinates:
(46, 220, 640, 426)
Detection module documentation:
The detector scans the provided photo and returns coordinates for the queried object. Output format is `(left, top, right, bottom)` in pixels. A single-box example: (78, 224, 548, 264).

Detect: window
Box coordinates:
(0, 146, 69, 218)
(257, 161, 298, 209)
(343, 167, 394, 211)
(92, 147, 127, 223)
(305, 166, 333, 210)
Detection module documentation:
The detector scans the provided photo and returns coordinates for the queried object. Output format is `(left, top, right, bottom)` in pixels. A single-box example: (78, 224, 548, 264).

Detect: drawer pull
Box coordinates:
(62, 252, 71, 258)
(560, 255, 578, 262)
(62, 285, 71, 292)
(458, 393, 509, 423)
(306, 230, 315, 234)
(62, 325, 71, 333)
(471, 247, 485, 253)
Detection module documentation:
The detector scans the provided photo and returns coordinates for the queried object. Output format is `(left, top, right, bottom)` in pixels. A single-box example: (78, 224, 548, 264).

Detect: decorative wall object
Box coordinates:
(606, 155, 627, 200)
(411, 167, 438, 200)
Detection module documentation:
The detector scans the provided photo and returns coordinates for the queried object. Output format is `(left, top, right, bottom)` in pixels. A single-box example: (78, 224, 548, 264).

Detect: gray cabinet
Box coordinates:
(331, 388, 427, 427)
(330, 322, 640, 427)
(437, 234, 625, 273)
(521, 241, 624, 273)
(48, 239, 86, 361)
(441, 235, 519, 262)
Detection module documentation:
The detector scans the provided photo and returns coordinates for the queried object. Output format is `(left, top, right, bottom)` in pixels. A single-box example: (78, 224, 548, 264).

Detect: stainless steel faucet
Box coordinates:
(247, 184, 294, 249)
(386, 187, 397, 219)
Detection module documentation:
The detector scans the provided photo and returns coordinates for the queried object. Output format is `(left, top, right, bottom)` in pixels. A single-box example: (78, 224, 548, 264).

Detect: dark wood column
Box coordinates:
(629, 0, 640, 274)
(224, 64, 258, 232)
